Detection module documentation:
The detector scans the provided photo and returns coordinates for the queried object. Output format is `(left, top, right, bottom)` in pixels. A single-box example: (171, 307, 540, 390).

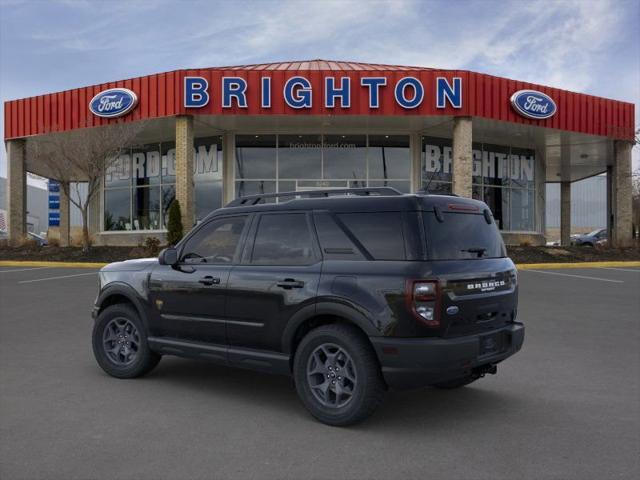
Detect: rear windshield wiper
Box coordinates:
(461, 247, 487, 258)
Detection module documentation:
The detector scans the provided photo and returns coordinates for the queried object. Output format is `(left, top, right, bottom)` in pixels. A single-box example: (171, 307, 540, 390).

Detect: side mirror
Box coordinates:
(158, 247, 178, 266)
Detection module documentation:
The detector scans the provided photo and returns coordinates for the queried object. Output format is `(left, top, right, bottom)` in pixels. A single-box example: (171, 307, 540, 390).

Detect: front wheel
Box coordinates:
(293, 324, 385, 426)
(92, 304, 160, 379)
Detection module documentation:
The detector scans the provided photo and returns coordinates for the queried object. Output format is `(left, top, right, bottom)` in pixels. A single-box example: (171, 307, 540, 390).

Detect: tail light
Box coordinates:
(406, 280, 440, 327)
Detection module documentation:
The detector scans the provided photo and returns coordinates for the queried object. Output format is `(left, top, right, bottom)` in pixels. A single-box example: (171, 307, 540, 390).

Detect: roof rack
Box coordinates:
(225, 187, 402, 207)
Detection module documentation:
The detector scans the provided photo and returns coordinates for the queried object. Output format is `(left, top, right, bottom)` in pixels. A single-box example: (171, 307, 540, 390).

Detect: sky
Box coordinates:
(0, 0, 639, 183)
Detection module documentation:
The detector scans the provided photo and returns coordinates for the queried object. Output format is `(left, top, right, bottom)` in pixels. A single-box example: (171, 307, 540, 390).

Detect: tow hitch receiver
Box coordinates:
(473, 364, 498, 378)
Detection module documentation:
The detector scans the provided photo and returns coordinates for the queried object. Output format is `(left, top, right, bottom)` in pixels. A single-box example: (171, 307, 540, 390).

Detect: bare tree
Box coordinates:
(27, 122, 143, 251)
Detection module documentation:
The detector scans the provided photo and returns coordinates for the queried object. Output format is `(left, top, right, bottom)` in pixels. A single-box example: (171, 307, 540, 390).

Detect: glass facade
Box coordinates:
(422, 136, 537, 231)
(104, 136, 222, 231)
(235, 134, 411, 199)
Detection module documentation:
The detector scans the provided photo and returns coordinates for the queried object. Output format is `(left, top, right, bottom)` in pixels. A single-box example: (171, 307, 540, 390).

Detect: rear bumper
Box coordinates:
(370, 323, 524, 390)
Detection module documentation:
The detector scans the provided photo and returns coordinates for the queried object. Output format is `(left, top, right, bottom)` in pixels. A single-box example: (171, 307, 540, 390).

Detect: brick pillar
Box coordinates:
(452, 117, 473, 197)
(560, 181, 571, 246)
(611, 141, 633, 247)
(175, 115, 194, 233)
(59, 181, 70, 247)
(6, 139, 27, 245)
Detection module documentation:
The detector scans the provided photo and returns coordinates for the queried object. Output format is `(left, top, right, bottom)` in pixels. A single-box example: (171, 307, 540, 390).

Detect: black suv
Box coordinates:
(91, 188, 524, 426)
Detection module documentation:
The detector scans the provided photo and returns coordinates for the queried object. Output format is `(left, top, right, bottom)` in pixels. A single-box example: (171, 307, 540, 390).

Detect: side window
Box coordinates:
(251, 213, 316, 266)
(337, 212, 406, 260)
(180, 216, 247, 264)
(313, 212, 365, 261)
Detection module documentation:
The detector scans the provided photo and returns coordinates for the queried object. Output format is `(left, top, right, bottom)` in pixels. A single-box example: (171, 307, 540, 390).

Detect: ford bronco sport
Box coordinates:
(92, 188, 524, 426)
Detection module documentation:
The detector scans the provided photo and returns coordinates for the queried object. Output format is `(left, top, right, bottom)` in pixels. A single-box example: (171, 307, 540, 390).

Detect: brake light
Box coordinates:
(448, 203, 479, 212)
(406, 280, 440, 327)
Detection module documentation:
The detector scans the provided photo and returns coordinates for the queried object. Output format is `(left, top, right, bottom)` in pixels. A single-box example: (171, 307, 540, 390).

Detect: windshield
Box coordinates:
(423, 211, 506, 260)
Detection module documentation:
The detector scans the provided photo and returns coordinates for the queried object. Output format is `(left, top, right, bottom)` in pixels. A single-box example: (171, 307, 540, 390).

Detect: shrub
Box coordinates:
(144, 236, 161, 257)
(166, 199, 183, 246)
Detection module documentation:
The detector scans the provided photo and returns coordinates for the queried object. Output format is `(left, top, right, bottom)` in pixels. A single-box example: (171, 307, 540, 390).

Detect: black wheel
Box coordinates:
(432, 375, 479, 389)
(92, 304, 160, 379)
(293, 324, 385, 426)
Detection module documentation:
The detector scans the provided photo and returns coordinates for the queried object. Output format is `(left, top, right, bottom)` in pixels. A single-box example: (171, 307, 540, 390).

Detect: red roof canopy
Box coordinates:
(3, 59, 635, 141)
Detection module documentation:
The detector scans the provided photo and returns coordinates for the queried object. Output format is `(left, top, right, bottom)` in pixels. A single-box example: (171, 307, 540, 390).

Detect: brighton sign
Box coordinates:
(89, 88, 138, 118)
(183, 76, 464, 110)
(510, 89, 557, 120)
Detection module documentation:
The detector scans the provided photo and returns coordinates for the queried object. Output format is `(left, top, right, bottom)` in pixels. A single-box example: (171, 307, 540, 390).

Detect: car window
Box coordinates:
(336, 212, 406, 260)
(251, 213, 316, 265)
(423, 211, 505, 260)
(180, 216, 247, 264)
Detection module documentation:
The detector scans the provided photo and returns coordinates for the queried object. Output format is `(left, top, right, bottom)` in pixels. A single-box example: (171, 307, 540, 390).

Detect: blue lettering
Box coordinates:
(184, 76, 209, 108)
(394, 77, 424, 109)
(436, 77, 462, 108)
(261, 77, 271, 108)
(360, 77, 387, 108)
(283, 76, 312, 109)
(325, 77, 351, 108)
(222, 77, 248, 108)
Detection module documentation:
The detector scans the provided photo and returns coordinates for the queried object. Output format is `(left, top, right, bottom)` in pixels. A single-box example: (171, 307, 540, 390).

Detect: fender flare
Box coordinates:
(95, 282, 150, 329)
(281, 300, 379, 354)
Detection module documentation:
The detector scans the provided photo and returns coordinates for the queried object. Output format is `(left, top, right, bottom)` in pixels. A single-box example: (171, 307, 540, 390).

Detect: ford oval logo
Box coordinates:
(89, 88, 138, 118)
(510, 89, 556, 120)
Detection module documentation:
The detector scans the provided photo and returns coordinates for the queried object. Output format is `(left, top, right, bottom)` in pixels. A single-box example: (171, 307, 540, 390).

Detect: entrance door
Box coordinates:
(148, 215, 249, 345)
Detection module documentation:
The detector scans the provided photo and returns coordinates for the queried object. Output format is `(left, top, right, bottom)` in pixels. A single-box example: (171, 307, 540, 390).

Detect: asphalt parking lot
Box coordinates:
(1, 265, 639, 480)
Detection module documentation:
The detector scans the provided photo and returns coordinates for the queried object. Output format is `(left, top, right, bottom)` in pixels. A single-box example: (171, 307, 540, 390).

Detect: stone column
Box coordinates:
(452, 117, 473, 197)
(610, 141, 633, 247)
(59, 182, 70, 247)
(222, 133, 235, 205)
(6, 139, 27, 245)
(560, 181, 571, 246)
(175, 115, 194, 233)
(410, 133, 422, 192)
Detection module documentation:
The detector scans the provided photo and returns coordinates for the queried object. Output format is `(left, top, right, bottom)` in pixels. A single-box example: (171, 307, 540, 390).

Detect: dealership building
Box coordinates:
(3, 60, 636, 246)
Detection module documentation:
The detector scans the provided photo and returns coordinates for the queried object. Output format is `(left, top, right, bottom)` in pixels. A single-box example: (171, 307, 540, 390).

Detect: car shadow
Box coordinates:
(140, 357, 529, 431)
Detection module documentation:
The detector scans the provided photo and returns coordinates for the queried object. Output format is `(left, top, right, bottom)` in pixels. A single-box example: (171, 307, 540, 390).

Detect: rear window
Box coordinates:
(423, 212, 506, 260)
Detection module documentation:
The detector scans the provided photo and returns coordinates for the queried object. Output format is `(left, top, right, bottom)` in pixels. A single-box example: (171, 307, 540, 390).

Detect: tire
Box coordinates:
(293, 324, 385, 426)
(92, 304, 160, 379)
(432, 375, 479, 389)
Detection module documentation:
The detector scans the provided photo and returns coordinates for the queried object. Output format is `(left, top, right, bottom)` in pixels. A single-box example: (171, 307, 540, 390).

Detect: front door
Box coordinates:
(148, 214, 250, 344)
(226, 212, 322, 353)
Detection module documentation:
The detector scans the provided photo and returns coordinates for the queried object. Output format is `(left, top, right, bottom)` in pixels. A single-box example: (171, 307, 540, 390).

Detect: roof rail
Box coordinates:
(225, 187, 402, 207)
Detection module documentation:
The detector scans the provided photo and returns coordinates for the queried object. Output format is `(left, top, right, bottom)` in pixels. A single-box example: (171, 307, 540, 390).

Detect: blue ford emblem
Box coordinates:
(89, 88, 138, 118)
(510, 89, 556, 120)
(446, 306, 459, 315)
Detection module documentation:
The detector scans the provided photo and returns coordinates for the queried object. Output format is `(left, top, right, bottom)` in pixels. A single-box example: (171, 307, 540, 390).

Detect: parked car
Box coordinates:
(0, 230, 47, 246)
(571, 228, 607, 247)
(91, 188, 524, 426)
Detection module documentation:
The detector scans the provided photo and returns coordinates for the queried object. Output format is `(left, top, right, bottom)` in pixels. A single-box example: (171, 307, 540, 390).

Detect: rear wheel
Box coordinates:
(293, 324, 385, 426)
(92, 304, 160, 379)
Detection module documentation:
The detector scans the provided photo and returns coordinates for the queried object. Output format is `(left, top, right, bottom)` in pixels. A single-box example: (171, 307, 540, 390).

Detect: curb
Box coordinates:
(516, 261, 640, 269)
(1, 260, 639, 270)
(0, 260, 108, 268)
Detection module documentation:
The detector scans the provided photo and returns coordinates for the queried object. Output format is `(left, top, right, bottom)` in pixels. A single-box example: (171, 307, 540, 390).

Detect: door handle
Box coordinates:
(199, 276, 221, 286)
(276, 278, 305, 289)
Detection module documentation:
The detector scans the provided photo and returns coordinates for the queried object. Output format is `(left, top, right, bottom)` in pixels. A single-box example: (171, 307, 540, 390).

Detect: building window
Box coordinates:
(103, 137, 223, 231)
(234, 134, 411, 202)
(422, 136, 537, 232)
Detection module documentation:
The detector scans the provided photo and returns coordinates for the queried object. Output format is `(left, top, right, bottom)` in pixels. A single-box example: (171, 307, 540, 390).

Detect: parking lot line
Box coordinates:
(0, 266, 53, 273)
(18, 271, 98, 284)
(522, 269, 624, 283)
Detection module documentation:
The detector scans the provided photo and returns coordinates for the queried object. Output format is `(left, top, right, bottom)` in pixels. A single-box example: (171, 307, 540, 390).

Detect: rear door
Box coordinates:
(148, 214, 250, 345)
(225, 212, 322, 352)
